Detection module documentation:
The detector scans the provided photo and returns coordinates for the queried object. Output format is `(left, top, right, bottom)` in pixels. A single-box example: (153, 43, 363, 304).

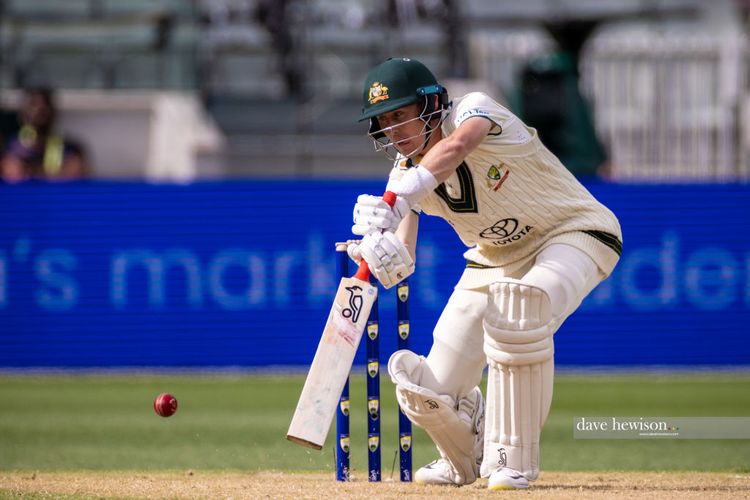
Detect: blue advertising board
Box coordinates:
(0, 181, 748, 367)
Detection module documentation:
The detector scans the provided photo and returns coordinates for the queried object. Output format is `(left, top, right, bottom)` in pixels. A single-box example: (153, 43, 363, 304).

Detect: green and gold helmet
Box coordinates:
(360, 57, 441, 120)
(360, 57, 449, 159)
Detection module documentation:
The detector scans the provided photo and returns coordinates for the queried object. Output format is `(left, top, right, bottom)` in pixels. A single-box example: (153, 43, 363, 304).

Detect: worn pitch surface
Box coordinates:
(2, 471, 750, 499)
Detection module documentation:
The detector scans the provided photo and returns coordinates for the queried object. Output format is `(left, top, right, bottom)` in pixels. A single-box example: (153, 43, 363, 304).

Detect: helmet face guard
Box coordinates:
(368, 85, 450, 161)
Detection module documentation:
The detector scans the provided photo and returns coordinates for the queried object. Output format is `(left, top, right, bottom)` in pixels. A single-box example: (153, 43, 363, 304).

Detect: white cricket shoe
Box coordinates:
(415, 458, 461, 486)
(487, 468, 529, 490)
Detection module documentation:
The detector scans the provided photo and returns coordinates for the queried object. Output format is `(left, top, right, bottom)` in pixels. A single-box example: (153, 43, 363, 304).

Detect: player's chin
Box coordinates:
(394, 140, 413, 155)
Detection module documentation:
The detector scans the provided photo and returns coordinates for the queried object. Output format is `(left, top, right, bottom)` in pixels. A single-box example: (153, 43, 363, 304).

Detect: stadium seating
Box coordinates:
(1, 0, 746, 180)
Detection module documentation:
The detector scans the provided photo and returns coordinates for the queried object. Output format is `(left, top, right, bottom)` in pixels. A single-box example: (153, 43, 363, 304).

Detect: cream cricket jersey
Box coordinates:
(387, 92, 622, 283)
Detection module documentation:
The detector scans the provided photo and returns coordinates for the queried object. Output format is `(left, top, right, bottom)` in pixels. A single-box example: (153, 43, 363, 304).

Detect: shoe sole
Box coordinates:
(415, 479, 462, 487)
(488, 483, 528, 491)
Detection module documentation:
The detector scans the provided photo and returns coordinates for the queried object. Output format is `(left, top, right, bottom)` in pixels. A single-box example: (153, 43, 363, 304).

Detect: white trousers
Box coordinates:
(420, 243, 604, 400)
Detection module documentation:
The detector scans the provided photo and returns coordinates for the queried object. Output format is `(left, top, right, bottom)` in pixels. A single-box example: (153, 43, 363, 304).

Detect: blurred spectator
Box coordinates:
(510, 53, 607, 178)
(384, 0, 468, 78)
(0, 106, 20, 158)
(255, 0, 301, 97)
(1, 88, 88, 183)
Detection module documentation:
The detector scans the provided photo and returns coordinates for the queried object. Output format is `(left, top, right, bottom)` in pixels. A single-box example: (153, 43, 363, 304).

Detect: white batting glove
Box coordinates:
(352, 194, 410, 236)
(345, 239, 362, 265)
(358, 231, 415, 289)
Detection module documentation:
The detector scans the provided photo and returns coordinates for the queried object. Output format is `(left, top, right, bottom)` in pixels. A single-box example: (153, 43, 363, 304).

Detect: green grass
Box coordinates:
(544, 373, 750, 471)
(0, 372, 748, 473)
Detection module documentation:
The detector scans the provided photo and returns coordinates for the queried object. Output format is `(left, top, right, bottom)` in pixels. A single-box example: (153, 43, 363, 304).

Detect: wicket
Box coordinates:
(335, 243, 413, 482)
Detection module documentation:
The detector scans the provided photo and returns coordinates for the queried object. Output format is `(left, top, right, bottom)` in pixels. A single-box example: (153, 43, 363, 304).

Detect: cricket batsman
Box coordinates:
(347, 58, 622, 490)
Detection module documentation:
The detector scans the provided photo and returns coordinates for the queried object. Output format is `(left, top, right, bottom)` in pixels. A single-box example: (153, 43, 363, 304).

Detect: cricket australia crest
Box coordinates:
(368, 82, 389, 104)
(486, 163, 510, 191)
(400, 434, 412, 452)
(339, 436, 350, 454)
(368, 398, 379, 420)
(398, 322, 410, 340)
(397, 283, 409, 302)
(368, 435, 380, 452)
(367, 323, 378, 340)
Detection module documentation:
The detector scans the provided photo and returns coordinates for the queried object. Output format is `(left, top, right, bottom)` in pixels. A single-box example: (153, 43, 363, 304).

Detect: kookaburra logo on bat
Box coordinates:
(342, 285, 364, 322)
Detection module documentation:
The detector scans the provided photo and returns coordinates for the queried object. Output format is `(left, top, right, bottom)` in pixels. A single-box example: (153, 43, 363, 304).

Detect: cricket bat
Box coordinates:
(287, 192, 396, 450)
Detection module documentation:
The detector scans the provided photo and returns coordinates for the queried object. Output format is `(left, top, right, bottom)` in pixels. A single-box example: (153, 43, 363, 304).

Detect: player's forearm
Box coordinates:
(396, 211, 419, 261)
(419, 137, 473, 184)
(389, 118, 492, 207)
(420, 117, 493, 183)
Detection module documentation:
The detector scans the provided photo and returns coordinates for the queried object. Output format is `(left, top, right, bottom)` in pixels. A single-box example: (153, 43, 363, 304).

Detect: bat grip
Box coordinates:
(353, 260, 371, 281)
(353, 191, 397, 282)
(382, 191, 397, 207)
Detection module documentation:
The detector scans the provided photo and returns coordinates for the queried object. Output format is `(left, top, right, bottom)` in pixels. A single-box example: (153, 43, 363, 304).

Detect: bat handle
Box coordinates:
(382, 191, 397, 207)
(353, 260, 371, 281)
(353, 191, 397, 282)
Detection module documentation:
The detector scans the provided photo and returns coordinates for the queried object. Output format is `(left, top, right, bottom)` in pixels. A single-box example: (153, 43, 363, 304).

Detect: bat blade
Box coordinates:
(287, 275, 378, 449)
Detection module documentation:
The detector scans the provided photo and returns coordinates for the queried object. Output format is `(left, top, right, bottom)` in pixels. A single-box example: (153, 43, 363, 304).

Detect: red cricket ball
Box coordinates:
(154, 393, 178, 417)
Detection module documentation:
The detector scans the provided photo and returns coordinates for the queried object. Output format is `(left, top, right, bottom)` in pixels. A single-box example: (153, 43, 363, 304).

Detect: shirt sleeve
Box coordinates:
(451, 92, 505, 131)
(449, 92, 532, 145)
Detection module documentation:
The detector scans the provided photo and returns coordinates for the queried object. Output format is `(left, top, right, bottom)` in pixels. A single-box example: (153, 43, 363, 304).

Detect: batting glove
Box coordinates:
(352, 194, 411, 236)
(346, 239, 363, 265)
(358, 231, 415, 289)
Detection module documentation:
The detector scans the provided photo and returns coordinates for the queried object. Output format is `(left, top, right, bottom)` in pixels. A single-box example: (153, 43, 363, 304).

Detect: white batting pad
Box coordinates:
(388, 350, 484, 485)
(481, 279, 555, 481)
(481, 360, 553, 481)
